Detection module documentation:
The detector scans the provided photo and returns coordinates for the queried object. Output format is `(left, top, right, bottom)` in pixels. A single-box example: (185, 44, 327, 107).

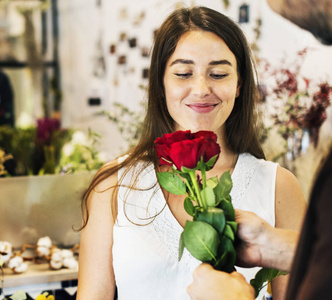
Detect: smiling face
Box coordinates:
(163, 30, 241, 136)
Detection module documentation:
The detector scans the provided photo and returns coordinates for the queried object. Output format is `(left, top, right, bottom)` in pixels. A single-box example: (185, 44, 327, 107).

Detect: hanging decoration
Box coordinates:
(92, 38, 106, 78)
(222, 0, 230, 9)
(108, 12, 152, 81)
(250, 17, 262, 61)
(133, 11, 145, 26)
(92, 0, 106, 78)
(239, 3, 249, 23)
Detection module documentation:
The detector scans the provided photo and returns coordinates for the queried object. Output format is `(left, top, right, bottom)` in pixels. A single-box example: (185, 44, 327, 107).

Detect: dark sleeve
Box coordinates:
(286, 149, 332, 300)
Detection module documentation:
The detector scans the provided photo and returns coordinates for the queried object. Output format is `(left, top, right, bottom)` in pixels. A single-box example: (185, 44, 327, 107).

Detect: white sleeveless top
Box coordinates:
(113, 153, 277, 300)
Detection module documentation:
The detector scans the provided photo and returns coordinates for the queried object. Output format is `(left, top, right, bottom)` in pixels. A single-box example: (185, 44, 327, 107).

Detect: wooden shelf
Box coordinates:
(3, 262, 78, 288)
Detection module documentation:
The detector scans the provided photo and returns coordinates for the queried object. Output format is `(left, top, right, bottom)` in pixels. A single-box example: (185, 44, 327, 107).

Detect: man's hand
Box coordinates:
(235, 209, 271, 268)
(235, 209, 298, 272)
(187, 263, 255, 300)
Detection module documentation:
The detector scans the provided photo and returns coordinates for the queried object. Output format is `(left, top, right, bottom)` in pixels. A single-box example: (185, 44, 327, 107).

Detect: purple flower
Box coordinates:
(36, 118, 61, 145)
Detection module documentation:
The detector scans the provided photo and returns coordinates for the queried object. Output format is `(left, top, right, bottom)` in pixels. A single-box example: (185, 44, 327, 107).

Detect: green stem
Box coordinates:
(183, 177, 195, 200)
(189, 171, 205, 209)
(201, 164, 207, 189)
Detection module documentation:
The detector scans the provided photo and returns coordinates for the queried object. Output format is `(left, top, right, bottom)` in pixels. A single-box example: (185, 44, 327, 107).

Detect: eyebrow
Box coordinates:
(170, 59, 232, 66)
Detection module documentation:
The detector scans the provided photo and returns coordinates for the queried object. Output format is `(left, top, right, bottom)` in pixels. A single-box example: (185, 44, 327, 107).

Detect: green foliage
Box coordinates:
(195, 208, 226, 235)
(157, 172, 187, 195)
(0, 125, 38, 175)
(201, 186, 216, 206)
(184, 197, 195, 216)
(56, 129, 105, 174)
(0, 125, 105, 176)
(159, 163, 237, 273)
(102, 101, 146, 149)
(250, 268, 288, 298)
(180, 221, 219, 262)
(215, 170, 233, 199)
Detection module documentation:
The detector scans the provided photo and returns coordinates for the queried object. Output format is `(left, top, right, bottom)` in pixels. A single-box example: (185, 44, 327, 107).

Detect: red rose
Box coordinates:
(154, 130, 220, 170)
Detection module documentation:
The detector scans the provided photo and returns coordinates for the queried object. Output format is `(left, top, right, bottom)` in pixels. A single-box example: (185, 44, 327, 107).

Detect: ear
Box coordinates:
(236, 79, 242, 98)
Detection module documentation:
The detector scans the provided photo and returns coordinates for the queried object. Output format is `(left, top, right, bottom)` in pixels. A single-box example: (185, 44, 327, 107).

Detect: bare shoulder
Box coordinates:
(84, 158, 121, 224)
(275, 165, 307, 229)
(92, 158, 119, 192)
(275, 166, 305, 202)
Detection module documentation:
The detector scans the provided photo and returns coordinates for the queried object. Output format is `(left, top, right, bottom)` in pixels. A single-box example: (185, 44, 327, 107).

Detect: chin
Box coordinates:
(175, 122, 219, 133)
(188, 127, 216, 133)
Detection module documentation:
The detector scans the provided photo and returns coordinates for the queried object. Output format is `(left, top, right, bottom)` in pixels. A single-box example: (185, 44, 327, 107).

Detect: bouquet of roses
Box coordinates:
(154, 130, 237, 273)
(154, 130, 286, 298)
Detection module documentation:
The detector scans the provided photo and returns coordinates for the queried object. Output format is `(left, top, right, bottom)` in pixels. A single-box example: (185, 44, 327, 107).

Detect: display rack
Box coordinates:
(3, 262, 77, 299)
(0, 0, 61, 114)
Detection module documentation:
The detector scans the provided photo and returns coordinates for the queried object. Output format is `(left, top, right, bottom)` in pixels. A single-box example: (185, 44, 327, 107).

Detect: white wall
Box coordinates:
(57, 0, 332, 160)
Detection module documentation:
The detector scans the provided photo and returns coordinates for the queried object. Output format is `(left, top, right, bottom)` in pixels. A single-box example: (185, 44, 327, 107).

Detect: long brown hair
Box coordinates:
(80, 6, 265, 228)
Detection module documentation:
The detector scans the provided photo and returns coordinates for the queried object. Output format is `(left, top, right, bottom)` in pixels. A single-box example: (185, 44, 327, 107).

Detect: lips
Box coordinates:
(186, 103, 218, 113)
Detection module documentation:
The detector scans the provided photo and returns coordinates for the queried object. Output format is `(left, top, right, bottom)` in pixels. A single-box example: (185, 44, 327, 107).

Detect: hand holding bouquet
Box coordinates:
(154, 130, 286, 297)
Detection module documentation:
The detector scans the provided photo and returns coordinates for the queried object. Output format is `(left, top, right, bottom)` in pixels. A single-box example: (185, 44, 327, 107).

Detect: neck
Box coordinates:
(208, 152, 238, 178)
(212, 128, 238, 175)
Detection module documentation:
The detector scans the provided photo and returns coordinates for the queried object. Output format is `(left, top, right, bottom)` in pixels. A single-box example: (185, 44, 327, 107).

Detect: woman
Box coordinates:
(77, 6, 306, 300)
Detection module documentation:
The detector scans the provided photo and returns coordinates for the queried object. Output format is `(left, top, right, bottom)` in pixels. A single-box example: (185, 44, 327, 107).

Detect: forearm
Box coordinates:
(235, 209, 301, 272)
(267, 0, 316, 26)
(260, 226, 299, 272)
(266, 0, 332, 44)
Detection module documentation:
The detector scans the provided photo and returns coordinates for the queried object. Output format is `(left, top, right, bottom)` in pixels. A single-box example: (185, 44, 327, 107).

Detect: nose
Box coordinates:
(192, 76, 211, 98)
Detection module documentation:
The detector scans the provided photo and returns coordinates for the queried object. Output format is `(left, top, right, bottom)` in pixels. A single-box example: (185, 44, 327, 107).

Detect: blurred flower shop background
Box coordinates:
(0, 0, 331, 299)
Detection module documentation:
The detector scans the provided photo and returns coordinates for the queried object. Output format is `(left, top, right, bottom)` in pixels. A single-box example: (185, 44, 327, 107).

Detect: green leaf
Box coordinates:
(206, 176, 218, 188)
(178, 172, 191, 182)
(224, 195, 232, 202)
(184, 197, 195, 217)
(226, 221, 238, 233)
(205, 154, 219, 170)
(157, 172, 186, 195)
(215, 171, 233, 199)
(181, 166, 197, 173)
(182, 221, 219, 262)
(250, 268, 288, 298)
(214, 236, 236, 273)
(195, 207, 226, 235)
(9, 290, 27, 300)
(201, 186, 215, 206)
(0, 258, 4, 267)
(223, 224, 235, 241)
(218, 199, 235, 221)
(196, 158, 205, 171)
(179, 232, 185, 261)
(213, 250, 228, 271)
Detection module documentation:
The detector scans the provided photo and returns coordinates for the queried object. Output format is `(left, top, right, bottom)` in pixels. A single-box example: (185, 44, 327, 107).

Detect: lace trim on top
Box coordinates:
(230, 153, 261, 208)
(152, 185, 199, 272)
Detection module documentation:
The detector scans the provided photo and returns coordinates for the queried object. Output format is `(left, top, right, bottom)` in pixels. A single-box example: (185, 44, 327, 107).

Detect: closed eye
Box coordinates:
(174, 73, 192, 78)
(210, 74, 228, 79)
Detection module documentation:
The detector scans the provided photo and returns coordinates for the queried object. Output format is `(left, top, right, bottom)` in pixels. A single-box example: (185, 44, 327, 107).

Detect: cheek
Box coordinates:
(216, 83, 238, 100)
(165, 83, 188, 105)
(164, 77, 175, 102)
